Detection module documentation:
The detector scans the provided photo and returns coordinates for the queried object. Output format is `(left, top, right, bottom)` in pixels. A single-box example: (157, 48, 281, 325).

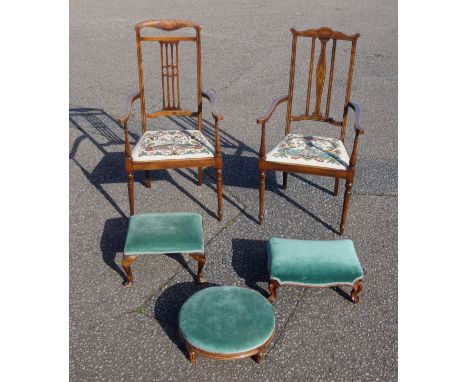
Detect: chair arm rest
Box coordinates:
(256, 95, 288, 124)
(202, 90, 224, 122)
(347, 101, 364, 135)
(117, 91, 141, 126)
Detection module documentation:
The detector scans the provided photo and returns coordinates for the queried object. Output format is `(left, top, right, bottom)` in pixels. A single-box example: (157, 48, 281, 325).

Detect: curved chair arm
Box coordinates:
(347, 101, 364, 168)
(347, 101, 364, 135)
(117, 91, 141, 158)
(256, 95, 288, 124)
(202, 90, 224, 122)
(117, 91, 141, 126)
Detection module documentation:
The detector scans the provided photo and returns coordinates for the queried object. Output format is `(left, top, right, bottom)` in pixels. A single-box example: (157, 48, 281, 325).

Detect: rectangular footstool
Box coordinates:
(267, 238, 363, 303)
(121, 213, 206, 287)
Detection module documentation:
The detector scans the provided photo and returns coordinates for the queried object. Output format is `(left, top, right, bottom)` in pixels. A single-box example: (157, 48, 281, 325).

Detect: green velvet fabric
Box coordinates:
(178, 286, 275, 354)
(124, 213, 204, 255)
(267, 238, 363, 286)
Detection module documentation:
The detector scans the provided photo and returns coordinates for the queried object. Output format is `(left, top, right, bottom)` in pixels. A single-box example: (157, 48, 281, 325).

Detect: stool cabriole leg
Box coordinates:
(254, 350, 265, 363)
(351, 280, 363, 303)
(189, 253, 206, 284)
(186, 343, 197, 364)
(267, 280, 280, 303)
(121, 255, 137, 287)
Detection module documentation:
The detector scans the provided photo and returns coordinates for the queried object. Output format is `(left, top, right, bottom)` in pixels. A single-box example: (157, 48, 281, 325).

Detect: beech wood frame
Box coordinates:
(121, 252, 206, 287)
(257, 27, 363, 235)
(118, 20, 224, 220)
(267, 279, 363, 304)
(180, 329, 274, 364)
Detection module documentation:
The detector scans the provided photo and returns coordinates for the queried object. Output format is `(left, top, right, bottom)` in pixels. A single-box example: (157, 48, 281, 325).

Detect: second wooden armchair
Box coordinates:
(118, 20, 224, 220)
(257, 27, 363, 235)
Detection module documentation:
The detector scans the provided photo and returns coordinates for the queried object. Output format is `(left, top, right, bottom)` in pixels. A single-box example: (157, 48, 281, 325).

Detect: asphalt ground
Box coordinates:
(70, 1, 397, 380)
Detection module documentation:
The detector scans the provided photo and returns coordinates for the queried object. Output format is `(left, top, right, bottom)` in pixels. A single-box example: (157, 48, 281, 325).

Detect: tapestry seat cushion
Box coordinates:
(178, 286, 275, 354)
(267, 238, 363, 286)
(265, 134, 349, 170)
(132, 129, 214, 162)
(124, 213, 204, 255)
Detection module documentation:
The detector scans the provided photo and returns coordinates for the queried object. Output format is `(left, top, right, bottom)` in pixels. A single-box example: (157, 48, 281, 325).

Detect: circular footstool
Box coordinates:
(178, 286, 275, 364)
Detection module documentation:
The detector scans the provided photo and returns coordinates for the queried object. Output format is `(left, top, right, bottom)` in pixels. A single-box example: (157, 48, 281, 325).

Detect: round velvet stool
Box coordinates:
(178, 286, 275, 364)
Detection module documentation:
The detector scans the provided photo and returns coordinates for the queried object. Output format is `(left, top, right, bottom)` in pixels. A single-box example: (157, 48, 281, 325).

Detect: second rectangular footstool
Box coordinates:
(267, 238, 363, 303)
(121, 213, 206, 287)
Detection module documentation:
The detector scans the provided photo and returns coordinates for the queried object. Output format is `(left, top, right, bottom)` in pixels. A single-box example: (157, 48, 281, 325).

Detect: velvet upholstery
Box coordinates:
(124, 213, 204, 255)
(178, 286, 275, 354)
(267, 238, 363, 286)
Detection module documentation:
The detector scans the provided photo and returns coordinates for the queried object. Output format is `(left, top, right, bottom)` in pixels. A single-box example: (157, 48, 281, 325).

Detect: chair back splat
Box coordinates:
(134, 20, 203, 133)
(285, 27, 360, 142)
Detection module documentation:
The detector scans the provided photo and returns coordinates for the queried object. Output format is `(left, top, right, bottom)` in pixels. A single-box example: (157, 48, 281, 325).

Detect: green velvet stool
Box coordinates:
(267, 238, 363, 303)
(178, 286, 275, 364)
(121, 213, 206, 287)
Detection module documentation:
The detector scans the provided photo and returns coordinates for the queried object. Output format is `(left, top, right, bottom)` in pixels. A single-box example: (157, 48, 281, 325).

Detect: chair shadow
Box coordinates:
(231, 238, 269, 298)
(100, 217, 129, 282)
(153, 281, 219, 355)
(330, 286, 354, 303)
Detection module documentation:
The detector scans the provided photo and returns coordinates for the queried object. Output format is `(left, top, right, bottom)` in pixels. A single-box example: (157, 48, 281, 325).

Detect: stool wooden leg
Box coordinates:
(189, 254, 206, 284)
(121, 255, 137, 287)
(351, 280, 363, 303)
(267, 280, 280, 303)
(187, 343, 197, 364)
(254, 350, 265, 364)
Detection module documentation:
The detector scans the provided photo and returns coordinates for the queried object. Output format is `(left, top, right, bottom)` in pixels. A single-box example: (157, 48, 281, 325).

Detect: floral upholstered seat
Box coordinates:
(265, 134, 349, 170)
(132, 130, 214, 162)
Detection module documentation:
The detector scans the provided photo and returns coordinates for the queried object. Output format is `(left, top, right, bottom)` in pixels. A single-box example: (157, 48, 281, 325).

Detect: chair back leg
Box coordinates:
(333, 178, 340, 196)
(282, 172, 288, 190)
(216, 168, 223, 221)
(197, 167, 203, 186)
(144, 170, 152, 188)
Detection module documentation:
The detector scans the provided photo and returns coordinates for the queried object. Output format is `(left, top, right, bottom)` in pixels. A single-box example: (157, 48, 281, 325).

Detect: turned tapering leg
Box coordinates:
(189, 254, 206, 284)
(351, 280, 363, 303)
(339, 182, 353, 235)
(197, 167, 203, 186)
(267, 279, 280, 303)
(121, 255, 137, 287)
(333, 178, 340, 196)
(216, 168, 223, 221)
(144, 170, 151, 188)
(127, 172, 135, 216)
(259, 171, 266, 224)
(282, 172, 288, 190)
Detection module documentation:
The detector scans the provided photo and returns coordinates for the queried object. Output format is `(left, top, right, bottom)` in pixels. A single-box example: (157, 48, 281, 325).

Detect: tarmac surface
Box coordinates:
(70, 1, 397, 380)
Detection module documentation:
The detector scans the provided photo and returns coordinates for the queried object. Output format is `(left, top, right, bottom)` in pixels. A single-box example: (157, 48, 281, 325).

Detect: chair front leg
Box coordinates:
(259, 170, 266, 224)
(340, 180, 353, 235)
(216, 168, 223, 221)
(127, 172, 135, 216)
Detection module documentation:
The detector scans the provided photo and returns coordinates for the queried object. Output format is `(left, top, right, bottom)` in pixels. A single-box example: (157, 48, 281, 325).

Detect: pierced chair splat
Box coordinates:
(117, 20, 224, 220)
(257, 27, 363, 235)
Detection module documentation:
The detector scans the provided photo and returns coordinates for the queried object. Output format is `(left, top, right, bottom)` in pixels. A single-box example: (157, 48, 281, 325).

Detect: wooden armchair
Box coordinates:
(257, 27, 363, 235)
(118, 20, 224, 220)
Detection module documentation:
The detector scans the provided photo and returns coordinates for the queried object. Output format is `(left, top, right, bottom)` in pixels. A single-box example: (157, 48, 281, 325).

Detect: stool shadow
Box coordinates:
(154, 281, 219, 355)
(231, 238, 269, 298)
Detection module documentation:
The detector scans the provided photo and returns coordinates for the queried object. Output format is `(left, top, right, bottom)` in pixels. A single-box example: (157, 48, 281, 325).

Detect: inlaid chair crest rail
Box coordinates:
(118, 19, 224, 221)
(257, 26, 363, 235)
